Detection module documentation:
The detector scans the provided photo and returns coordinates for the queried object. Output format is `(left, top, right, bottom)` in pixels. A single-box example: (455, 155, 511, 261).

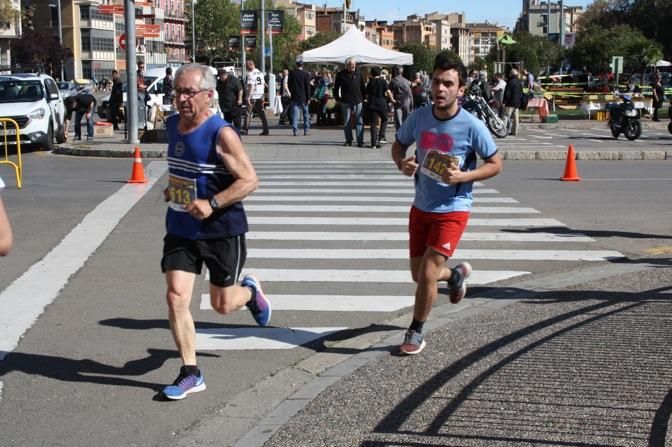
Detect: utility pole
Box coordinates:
(191, 0, 196, 61)
(125, 0, 138, 144)
(260, 0, 265, 74)
(57, 0, 64, 80)
(240, 0, 246, 81)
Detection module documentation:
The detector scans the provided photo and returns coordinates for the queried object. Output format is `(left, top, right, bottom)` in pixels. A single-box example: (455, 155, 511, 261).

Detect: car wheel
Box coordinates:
(43, 121, 55, 151)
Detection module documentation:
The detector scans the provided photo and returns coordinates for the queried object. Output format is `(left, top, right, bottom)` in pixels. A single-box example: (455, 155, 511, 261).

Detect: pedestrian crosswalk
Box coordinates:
(195, 160, 624, 351)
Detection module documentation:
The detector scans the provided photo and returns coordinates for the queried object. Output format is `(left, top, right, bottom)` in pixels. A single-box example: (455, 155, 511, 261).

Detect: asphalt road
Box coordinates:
(0, 150, 670, 446)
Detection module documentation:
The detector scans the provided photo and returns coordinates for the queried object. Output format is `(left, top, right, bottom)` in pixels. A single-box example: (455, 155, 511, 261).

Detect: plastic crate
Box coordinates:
(543, 114, 559, 123)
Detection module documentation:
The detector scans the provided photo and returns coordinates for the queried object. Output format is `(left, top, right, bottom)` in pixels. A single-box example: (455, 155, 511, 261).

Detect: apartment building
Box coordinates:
(276, 0, 316, 41)
(31, 0, 172, 80)
(516, 0, 583, 45)
(365, 20, 394, 49)
(468, 22, 505, 61)
(155, 0, 187, 64)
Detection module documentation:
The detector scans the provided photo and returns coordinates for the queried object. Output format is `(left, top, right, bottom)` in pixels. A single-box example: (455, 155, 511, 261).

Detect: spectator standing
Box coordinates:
(160, 63, 271, 400)
(216, 68, 243, 131)
(333, 57, 366, 147)
(137, 61, 147, 103)
(490, 72, 507, 115)
(391, 54, 502, 355)
(652, 74, 665, 121)
(163, 67, 174, 104)
(314, 68, 333, 126)
(503, 68, 523, 135)
(64, 93, 97, 141)
(365, 66, 393, 148)
(0, 175, 12, 256)
(388, 65, 413, 130)
(279, 69, 291, 125)
(245, 60, 269, 135)
(109, 69, 124, 130)
(288, 58, 312, 136)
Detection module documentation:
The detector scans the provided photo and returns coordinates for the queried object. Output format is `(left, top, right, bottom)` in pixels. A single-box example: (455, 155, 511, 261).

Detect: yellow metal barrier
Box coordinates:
(0, 118, 22, 189)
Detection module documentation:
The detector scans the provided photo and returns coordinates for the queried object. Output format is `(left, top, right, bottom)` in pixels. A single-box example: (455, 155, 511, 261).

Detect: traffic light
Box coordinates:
(345, 0, 351, 9)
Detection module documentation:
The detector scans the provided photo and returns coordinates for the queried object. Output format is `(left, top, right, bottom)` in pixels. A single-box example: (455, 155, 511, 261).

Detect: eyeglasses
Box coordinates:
(174, 88, 207, 98)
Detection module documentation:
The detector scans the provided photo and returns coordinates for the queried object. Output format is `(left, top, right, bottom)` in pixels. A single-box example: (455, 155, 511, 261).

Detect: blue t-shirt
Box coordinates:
(165, 114, 248, 239)
(396, 106, 498, 213)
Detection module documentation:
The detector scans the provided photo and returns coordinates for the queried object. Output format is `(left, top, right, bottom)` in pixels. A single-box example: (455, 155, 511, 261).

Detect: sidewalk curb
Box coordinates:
(54, 145, 672, 161)
(171, 261, 657, 447)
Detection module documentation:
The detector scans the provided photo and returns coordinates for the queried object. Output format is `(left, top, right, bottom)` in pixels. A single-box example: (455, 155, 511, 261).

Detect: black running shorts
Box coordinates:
(161, 233, 246, 287)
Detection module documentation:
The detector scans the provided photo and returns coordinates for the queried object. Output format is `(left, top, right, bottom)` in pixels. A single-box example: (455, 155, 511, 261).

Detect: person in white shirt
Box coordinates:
(245, 60, 269, 135)
(0, 175, 13, 256)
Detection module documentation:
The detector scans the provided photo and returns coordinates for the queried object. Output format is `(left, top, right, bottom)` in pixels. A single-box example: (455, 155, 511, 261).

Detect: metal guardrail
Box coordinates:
(0, 118, 22, 189)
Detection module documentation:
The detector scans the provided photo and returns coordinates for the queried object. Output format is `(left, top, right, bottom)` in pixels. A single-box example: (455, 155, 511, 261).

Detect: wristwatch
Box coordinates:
(209, 197, 219, 210)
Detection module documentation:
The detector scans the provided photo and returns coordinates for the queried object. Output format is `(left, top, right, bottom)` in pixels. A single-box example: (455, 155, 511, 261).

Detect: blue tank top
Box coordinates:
(165, 114, 248, 239)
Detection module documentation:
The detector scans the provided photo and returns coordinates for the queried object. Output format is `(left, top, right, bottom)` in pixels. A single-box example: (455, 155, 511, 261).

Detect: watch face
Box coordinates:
(209, 198, 218, 209)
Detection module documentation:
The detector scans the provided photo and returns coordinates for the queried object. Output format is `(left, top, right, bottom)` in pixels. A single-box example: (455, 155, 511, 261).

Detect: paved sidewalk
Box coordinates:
(53, 119, 672, 161)
(254, 263, 672, 447)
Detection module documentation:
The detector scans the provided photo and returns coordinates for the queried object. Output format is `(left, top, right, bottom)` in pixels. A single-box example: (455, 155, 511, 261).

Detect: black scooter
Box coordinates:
(608, 94, 642, 141)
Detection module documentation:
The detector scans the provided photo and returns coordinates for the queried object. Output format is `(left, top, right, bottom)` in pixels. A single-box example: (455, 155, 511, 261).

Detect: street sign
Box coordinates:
(611, 56, 624, 74)
(267, 10, 284, 34)
(241, 10, 257, 35)
(119, 33, 126, 50)
(244, 35, 257, 50)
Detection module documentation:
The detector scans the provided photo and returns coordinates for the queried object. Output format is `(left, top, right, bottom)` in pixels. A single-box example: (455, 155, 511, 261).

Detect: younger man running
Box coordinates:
(391, 54, 503, 355)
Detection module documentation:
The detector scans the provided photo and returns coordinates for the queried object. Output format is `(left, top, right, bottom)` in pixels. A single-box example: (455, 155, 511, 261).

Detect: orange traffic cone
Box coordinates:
(127, 147, 148, 183)
(560, 144, 580, 181)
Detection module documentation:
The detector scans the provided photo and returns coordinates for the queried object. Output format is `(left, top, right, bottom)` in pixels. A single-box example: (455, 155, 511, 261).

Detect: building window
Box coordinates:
(81, 29, 91, 51)
(80, 5, 90, 20)
(92, 29, 114, 51)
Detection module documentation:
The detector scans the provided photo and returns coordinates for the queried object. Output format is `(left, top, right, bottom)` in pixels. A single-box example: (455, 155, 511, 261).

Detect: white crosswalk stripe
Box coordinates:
(196, 160, 624, 351)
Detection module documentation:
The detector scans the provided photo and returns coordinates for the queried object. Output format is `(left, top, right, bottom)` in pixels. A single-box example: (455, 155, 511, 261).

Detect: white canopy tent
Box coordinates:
(301, 27, 413, 66)
(653, 60, 672, 67)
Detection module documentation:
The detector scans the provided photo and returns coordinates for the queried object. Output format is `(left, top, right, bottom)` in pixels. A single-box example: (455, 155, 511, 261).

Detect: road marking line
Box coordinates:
(261, 174, 404, 179)
(246, 205, 540, 213)
(246, 231, 594, 242)
(240, 269, 529, 283)
(0, 161, 167, 361)
(195, 327, 348, 350)
(247, 248, 623, 261)
(261, 181, 414, 187)
(247, 217, 564, 226)
(247, 196, 517, 203)
(201, 294, 414, 312)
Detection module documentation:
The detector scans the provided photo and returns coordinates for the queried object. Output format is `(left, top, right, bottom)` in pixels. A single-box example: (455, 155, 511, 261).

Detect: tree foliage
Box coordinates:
(492, 32, 564, 75)
(397, 42, 437, 77)
(189, 0, 302, 72)
(568, 24, 662, 73)
(575, 0, 672, 61)
(0, 0, 18, 26)
(10, 29, 69, 77)
(299, 31, 341, 52)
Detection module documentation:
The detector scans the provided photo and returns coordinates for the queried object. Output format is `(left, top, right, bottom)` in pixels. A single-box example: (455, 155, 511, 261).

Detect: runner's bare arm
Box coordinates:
(391, 140, 417, 177)
(213, 125, 259, 205)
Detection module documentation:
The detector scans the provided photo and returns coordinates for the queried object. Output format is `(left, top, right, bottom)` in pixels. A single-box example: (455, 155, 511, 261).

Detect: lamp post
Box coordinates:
(57, 0, 64, 80)
(191, 0, 197, 61)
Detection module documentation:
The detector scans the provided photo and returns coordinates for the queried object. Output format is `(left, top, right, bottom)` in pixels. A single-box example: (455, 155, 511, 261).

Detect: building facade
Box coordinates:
(516, 1, 583, 46)
(467, 22, 505, 62)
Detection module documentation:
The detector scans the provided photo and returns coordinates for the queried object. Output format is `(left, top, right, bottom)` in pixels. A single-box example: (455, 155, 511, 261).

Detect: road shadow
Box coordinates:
(0, 348, 216, 392)
(502, 225, 672, 240)
(363, 285, 672, 446)
(99, 317, 403, 356)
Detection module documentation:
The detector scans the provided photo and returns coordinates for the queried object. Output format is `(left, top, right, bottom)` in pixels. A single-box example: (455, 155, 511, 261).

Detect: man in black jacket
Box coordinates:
(288, 58, 312, 136)
(502, 68, 523, 136)
(109, 70, 124, 130)
(333, 57, 366, 147)
(216, 68, 243, 131)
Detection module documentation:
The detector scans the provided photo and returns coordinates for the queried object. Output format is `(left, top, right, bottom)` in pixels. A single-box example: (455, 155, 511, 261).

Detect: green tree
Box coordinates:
(396, 42, 437, 78)
(501, 32, 563, 76)
(0, 0, 18, 26)
(568, 24, 662, 73)
(299, 31, 341, 52)
(11, 29, 69, 77)
(188, 0, 239, 61)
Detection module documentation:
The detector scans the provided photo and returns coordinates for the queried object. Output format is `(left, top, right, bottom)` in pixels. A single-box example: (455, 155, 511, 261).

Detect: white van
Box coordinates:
(97, 66, 221, 120)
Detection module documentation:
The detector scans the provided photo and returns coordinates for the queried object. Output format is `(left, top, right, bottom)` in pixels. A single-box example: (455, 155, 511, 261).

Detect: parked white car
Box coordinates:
(0, 73, 66, 150)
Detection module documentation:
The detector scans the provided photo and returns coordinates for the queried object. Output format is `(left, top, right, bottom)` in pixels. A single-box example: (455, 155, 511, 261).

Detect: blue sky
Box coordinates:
(320, 0, 593, 30)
